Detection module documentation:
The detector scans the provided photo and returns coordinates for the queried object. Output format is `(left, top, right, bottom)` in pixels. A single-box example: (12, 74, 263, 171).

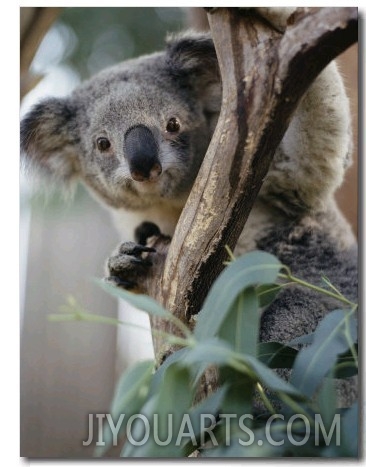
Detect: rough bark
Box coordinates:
(146, 7, 357, 361)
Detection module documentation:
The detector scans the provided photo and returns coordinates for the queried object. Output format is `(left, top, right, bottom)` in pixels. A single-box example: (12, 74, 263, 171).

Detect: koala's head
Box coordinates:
(21, 32, 221, 210)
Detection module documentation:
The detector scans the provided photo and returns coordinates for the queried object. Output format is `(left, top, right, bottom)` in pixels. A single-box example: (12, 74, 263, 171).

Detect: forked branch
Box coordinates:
(147, 7, 357, 358)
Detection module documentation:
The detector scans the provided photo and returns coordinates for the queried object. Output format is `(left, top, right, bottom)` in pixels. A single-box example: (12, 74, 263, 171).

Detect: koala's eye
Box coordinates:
(166, 117, 180, 133)
(97, 137, 111, 152)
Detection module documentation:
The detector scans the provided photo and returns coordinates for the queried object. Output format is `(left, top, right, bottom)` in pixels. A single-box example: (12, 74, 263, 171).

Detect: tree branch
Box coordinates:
(20, 7, 62, 99)
(145, 7, 357, 360)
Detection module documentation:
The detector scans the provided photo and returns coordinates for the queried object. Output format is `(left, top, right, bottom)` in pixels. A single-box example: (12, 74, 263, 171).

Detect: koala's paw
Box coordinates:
(105, 242, 156, 291)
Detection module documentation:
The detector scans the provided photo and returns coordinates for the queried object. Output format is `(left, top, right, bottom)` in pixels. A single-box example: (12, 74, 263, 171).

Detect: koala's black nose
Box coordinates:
(124, 125, 162, 182)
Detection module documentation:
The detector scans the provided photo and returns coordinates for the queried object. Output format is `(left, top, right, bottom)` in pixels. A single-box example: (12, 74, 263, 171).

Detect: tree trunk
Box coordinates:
(146, 7, 357, 364)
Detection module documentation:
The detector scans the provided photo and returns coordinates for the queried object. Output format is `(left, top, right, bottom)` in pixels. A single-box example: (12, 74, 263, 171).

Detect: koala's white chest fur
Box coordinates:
(111, 202, 183, 240)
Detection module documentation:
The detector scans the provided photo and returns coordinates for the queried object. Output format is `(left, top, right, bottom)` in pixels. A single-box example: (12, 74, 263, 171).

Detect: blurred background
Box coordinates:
(20, 7, 358, 458)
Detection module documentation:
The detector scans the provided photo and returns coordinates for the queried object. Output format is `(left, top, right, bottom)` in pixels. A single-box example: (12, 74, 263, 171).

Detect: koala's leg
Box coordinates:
(255, 7, 298, 31)
(260, 61, 352, 216)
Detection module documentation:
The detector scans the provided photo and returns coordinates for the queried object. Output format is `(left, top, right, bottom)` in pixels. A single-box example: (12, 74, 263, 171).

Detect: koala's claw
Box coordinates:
(130, 257, 153, 267)
(105, 241, 156, 291)
(118, 242, 156, 256)
(104, 275, 137, 290)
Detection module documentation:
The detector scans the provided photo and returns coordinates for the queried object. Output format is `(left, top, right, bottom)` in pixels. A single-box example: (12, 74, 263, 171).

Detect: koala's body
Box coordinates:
(21, 12, 357, 405)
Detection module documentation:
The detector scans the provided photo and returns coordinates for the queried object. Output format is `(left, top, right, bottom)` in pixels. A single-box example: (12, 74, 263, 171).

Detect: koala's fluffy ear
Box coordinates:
(166, 31, 221, 114)
(20, 97, 80, 184)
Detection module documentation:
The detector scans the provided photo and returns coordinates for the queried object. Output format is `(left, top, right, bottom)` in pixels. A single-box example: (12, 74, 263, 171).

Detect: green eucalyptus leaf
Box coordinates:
(291, 310, 357, 397)
(182, 385, 228, 456)
(201, 425, 289, 458)
(340, 402, 358, 457)
(97, 279, 170, 318)
(119, 395, 159, 458)
(182, 338, 235, 367)
(149, 347, 190, 396)
(242, 355, 303, 398)
(121, 363, 194, 457)
(94, 359, 154, 457)
(219, 369, 254, 418)
(257, 342, 298, 369)
(218, 287, 259, 356)
(195, 251, 282, 341)
(289, 332, 315, 346)
(316, 374, 337, 431)
(257, 283, 283, 308)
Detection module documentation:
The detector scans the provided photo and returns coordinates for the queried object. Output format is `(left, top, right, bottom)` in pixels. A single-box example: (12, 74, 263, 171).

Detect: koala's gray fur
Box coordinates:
(21, 14, 357, 407)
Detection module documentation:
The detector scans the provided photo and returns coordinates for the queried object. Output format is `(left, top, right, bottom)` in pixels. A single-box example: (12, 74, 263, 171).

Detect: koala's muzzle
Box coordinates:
(124, 125, 162, 182)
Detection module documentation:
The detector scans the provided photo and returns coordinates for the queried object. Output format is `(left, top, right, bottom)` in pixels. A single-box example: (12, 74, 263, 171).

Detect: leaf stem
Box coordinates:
(256, 382, 276, 415)
(166, 313, 194, 340)
(278, 271, 356, 308)
(224, 245, 236, 262)
(48, 311, 151, 332)
(151, 328, 196, 349)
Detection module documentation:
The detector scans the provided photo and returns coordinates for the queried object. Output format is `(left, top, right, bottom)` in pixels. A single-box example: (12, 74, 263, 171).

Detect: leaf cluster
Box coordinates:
(53, 251, 358, 458)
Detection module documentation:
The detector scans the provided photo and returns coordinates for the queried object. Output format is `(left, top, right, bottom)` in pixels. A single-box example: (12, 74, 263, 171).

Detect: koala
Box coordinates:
(21, 31, 222, 288)
(21, 14, 357, 405)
